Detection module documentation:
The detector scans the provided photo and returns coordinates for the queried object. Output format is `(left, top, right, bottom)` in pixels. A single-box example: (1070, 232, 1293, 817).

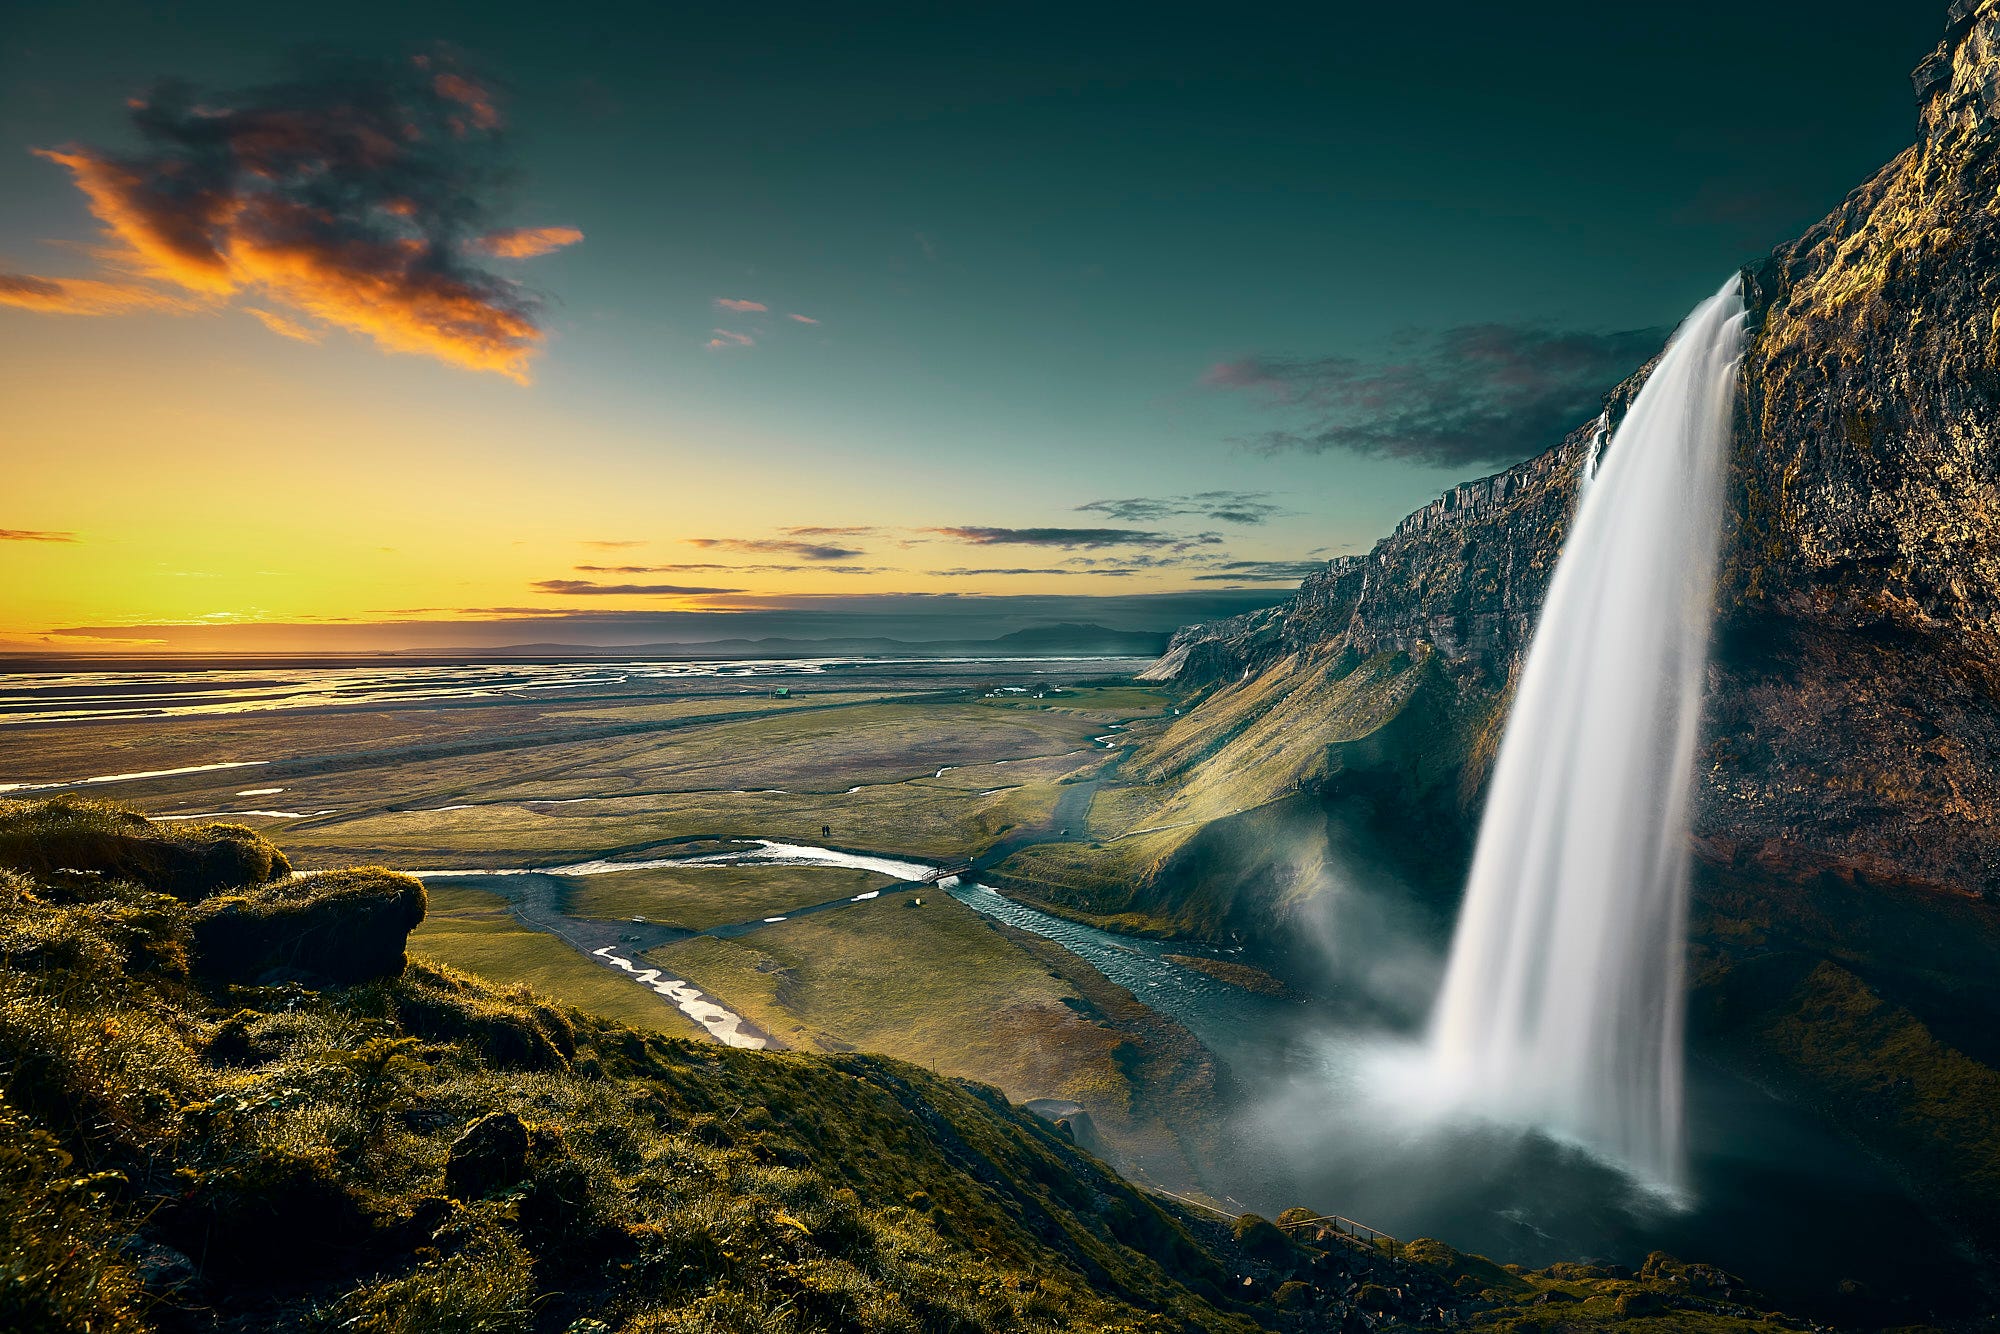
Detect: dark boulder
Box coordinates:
(191, 867, 425, 986)
(444, 1111, 531, 1201)
(154, 1150, 377, 1288)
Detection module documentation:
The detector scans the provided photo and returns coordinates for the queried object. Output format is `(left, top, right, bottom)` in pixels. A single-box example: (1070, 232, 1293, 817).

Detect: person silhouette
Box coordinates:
(822, 824, 831, 839)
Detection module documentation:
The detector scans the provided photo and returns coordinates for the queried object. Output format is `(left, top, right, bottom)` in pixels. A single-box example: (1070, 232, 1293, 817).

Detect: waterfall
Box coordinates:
(1425, 276, 1747, 1197)
(1581, 411, 1611, 486)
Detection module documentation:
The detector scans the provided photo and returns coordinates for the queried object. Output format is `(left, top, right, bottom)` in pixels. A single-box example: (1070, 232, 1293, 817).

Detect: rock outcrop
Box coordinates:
(190, 867, 427, 985)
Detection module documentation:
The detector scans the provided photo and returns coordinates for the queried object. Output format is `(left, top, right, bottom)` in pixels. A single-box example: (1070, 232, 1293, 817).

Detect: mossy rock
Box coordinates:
(1228, 1211, 1296, 1264)
(0, 798, 289, 902)
(394, 962, 577, 1070)
(190, 867, 425, 985)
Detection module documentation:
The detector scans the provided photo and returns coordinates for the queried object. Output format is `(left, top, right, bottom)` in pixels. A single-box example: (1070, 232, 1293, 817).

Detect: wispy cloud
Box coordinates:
(577, 562, 883, 576)
(477, 226, 585, 259)
(246, 307, 321, 342)
(786, 312, 818, 324)
(929, 526, 1222, 551)
(1075, 491, 1290, 525)
(1203, 324, 1665, 468)
(686, 537, 866, 561)
(582, 539, 646, 549)
(706, 328, 754, 349)
(533, 579, 744, 596)
(0, 272, 190, 316)
(10, 54, 580, 381)
(714, 297, 768, 313)
(781, 525, 876, 537)
(928, 567, 1075, 577)
(1, 529, 79, 542)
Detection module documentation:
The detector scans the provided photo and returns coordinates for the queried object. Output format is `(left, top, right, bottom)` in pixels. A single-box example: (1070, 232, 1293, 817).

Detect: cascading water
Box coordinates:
(1425, 275, 1748, 1197)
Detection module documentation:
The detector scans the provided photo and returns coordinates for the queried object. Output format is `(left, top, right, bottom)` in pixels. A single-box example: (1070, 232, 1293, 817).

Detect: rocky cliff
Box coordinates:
(1147, 0, 2000, 899)
(1102, 0, 2000, 1254)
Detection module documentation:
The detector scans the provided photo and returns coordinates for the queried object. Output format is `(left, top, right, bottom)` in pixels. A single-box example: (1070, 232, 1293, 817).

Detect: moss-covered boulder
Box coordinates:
(0, 797, 289, 901)
(190, 867, 425, 986)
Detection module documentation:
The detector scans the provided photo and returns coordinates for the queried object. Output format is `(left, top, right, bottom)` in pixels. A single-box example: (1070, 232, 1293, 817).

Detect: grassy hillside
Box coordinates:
(0, 797, 1832, 1332)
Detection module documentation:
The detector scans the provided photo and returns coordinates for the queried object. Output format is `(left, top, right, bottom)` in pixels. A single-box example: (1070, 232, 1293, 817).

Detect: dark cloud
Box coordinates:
(1203, 324, 1666, 469)
(577, 562, 882, 576)
(781, 525, 878, 537)
(1061, 552, 1200, 570)
(1075, 491, 1290, 525)
(11, 52, 580, 379)
(1, 529, 79, 542)
(1191, 559, 1328, 582)
(928, 567, 1076, 577)
(929, 526, 1222, 550)
(533, 579, 743, 596)
(685, 537, 867, 561)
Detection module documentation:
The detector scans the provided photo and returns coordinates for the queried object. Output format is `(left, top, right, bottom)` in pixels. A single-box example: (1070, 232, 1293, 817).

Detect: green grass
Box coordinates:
(649, 896, 1223, 1180)
(283, 775, 1072, 868)
(971, 685, 1171, 716)
(410, 885, 690, 1034)
(652, 896, 1117, 1079)
(563, 865, 885, 930)
(0, 799, 1836, 1333)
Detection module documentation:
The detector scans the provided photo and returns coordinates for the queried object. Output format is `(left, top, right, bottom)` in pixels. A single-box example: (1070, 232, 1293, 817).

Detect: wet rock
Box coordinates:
(444, 1110, 530, 1200)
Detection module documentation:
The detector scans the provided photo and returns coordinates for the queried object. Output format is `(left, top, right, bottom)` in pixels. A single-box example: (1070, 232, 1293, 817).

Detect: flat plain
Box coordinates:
(0, 660, 1238, 1177)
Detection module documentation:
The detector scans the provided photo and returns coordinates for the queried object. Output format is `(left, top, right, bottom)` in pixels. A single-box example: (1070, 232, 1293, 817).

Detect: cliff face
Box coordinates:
(1116, 0, 2000, 1247)
(1713, 0, 2000, 896)
(1150, 0, 2000, 902)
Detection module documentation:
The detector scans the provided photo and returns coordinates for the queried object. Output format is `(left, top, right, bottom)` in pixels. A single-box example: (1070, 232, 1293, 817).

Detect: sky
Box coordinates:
(0, 0, 1949, 651)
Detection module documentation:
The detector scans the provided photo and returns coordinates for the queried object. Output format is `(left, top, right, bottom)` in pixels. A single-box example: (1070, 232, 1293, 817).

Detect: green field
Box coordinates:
(409, 884, 691, 1033)
(563, 863, 885, 929)
(649, 893, 1222, 1181)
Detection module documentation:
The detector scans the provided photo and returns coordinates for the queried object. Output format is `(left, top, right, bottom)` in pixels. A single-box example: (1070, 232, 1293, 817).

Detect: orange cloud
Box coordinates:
(32, 147, 236, 294)
(706, 329, 754, 349)
(245, 307, 321, 343)
(18, 56, 578, 382)
(434, 73, 502, 132)
(478, 226, 585, 259)
(0, 271, 189, 315)
(787, 312, 819, 323)
(1, 529, 78, 542)
(714, 297, 767, 312)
